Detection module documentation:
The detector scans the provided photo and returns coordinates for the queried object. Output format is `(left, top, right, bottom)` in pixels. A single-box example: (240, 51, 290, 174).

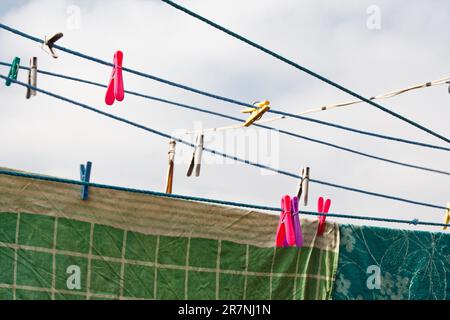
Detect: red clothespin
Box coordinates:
(275, 195, 296, 247)
(317, 197, 331, 236)
(105, 51, 124, 106)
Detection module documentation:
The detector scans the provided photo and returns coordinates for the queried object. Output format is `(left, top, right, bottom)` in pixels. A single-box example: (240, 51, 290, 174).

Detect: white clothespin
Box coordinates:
(165, 140, 176, 194)
(41, 33, 64, 59)
(296, 167, 310, 206)
(26, 57, 38, 99)
(187, 134, 204, 177)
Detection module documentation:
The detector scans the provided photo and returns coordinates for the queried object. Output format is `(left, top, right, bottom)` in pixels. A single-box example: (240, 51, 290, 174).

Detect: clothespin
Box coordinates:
(105, 51, 125, 106)
(80, 161, 92, 200)
(291, 196, 303, 248)
(296, 167, 310, 206)
(241, 100, 270, 127)
(41, 32, 64, 59)
(26, 57, 38, 99)
(187, 134, 204, 177)
(275, 195, 296, 247)
(443, 203, 450, 231)
(165, 140, 176, 194)
(447, 81, 450, 95)
(317, 197, 331, 236)
(5, 57, 20, 87)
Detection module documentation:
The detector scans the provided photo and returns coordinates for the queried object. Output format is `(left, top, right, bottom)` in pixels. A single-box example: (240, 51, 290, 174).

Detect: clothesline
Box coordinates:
(2, 61, 448, 154)
(0, 74, 447, 211)
(0, 168, 447, 228)
(0, 23, 448, 147)
(185, 77, 450, 134)
(160, 0, 450, 144)
(1, 62, 449, 178)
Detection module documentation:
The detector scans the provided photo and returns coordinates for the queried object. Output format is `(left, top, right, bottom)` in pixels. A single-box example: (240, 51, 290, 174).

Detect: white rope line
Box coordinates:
(184, 76, 450, 135)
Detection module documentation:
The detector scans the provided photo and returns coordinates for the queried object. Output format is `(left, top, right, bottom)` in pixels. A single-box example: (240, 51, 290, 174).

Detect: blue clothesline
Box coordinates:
(0, 169, 447, 228)
(1, 62, 449, 178)
(0, 23, 448, 148)
(160, 0, 450, 144)
(0, 74, 446, 211)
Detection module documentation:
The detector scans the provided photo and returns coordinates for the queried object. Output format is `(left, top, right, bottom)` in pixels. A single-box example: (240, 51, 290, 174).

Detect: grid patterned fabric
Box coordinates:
(0, 212, 337, 300)
(0, 168, 340, 300)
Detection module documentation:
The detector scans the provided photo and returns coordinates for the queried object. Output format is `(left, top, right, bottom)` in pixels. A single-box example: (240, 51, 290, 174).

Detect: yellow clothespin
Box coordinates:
(443, 203, 450, 230)
(241, 100, 270, 127)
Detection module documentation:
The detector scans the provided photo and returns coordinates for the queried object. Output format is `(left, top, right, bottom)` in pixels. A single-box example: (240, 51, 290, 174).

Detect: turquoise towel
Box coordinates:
(333, 224, 449, 300)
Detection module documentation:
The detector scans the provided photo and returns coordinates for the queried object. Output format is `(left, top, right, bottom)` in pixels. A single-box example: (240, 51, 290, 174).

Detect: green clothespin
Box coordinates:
(5, 57, 20, 87)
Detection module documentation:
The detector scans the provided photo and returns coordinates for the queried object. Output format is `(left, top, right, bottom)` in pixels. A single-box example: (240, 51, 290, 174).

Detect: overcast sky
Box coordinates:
(0, 0, 449, 231)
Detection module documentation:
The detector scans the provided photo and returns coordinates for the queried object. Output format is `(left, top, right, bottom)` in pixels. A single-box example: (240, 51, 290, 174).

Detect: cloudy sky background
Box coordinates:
(0, 0, 449, 231)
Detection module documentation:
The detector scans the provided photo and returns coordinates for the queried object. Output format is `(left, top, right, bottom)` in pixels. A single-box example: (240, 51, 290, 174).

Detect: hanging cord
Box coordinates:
(0, 169, 447, 228)
(188, 77, 450, 133)
(160, 0, 450, 144)
(0, 74, 447, 211)
(0, 23, 448, 146)
(1, 62, 448, 153)
(1, 64, 449, 177)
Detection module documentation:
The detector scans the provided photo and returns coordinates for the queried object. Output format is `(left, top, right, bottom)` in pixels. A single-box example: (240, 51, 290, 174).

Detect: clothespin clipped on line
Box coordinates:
(296, 167, 310, 206)
(275, 195, 296, 247)
(291, 196, 303, 248)
(80, 161, 92, 200)
(26, 57, 38, 99)
(41, 32, 64, 59)
(317, 196, 331, 236)
(105, 51, 125, 106)
(5, 57, 20, 87)
(165, 140, 176, 194)
(447, 81, 450, 95)
(187, 134, 204, 177)
(443, 203, 450, 231)
(241, 100, 271, 127)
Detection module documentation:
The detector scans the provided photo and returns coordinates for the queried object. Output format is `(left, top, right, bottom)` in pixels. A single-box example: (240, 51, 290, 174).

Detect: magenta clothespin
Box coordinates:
(317, 197, 331, 236)
(275, 195, 296, 247)
(291, 196, 303, 248)
(105, 50, 125, 106)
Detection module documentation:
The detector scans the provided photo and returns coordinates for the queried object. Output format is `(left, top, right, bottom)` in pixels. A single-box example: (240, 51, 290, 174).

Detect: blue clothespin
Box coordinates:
(80, 161, 92, 200)
(5, 57, 20, 87)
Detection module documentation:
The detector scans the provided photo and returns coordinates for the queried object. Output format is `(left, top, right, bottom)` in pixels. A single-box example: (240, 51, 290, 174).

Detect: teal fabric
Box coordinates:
(333, 225, 450, 300)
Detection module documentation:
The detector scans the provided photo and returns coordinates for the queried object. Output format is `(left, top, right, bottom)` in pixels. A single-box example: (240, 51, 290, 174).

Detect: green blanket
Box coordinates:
(332, 224, 450, 300)
(0, 168, 339, 300)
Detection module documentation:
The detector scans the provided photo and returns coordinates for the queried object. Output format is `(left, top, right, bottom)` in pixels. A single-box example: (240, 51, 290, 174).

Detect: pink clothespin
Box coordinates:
(105, 51, 125, 106)
(317, 197, 331, 236)
(291, 196, 303, 248)
(275, 195, 296, 247)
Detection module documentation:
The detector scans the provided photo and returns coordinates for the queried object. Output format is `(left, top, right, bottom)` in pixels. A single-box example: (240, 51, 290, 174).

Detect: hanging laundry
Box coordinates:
(333, 224, 450, 300)
(105, 51, 124, 106)
(5, 57, 20, 87)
